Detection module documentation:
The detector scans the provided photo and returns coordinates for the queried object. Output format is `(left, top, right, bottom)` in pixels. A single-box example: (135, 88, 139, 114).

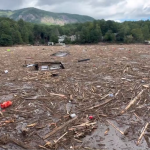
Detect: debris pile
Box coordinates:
(0, 44, 150, 150)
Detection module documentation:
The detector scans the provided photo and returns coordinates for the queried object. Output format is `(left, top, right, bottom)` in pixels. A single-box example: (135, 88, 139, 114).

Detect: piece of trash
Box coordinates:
(21, 127, 29, 136)
(96, 85, 101, 88)
(141, 80, 145, 83)
(4, 70, 8, 74)
(27, 123, 37, 127)
(26, 64, 35, 68)
(51, 51, 69, 57)
(50, 93, 66, 98)
(109, 94, 114, 97)
(51, 73, 59, 77)
(34, 62, 65, 71)
(78, 59, 90, 62)
(104, 128, 109, 135)
(66, 103, 72, 114)
(89, 116, 94, 120)
(50, 64, 63, 70)
(1, 101, 12, 109)
(70, 114, 77, 118)
(118, 48, 125, 50)
(41, 65, 49, 70)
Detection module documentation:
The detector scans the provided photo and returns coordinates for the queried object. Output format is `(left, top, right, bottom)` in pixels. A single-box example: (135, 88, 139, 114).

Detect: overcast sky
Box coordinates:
(0, 0, 150, 21)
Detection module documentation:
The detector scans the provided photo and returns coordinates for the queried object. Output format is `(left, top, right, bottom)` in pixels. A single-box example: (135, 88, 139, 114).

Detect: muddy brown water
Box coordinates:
(82, 121, 149, 150)
(0, 45, 150, 150)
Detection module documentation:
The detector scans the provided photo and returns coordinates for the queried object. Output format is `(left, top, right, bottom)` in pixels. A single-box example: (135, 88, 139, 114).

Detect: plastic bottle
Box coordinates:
(1, 101, 12, 109)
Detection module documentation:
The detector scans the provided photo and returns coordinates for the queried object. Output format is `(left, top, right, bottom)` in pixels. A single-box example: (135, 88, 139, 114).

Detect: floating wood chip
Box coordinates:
(27, 123, 37, 127)
(44, 117, 77, 139)
(143, 84, 149, 88)
(87, 99, 114, 110)
(104, 128, 109, 135)
(137, 123, 149, 145)
(54, 132, 68, 143)
(121, 90, 144, 114)
(50, 93, 67, 98)
(107, 120, 124, 135)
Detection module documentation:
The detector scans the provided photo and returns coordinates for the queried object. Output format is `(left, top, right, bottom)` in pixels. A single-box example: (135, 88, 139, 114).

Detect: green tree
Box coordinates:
(18, 19, 29, 43)
(141, 25, 150, 40)
(104, 30, 116, 42)
(50, 34, 58, 43)
(131, 28, 144, 42)
(0, 20, 11, 35)
(124, 35, 134, 43)
(64, 37, 71, 44)
(0, 34, 13, 46)
(116, 25, 130, 42)
(80, 26, 90, 43)
(29, 32, 34, 44)
(91, 24, 102, 43)
(11, 29, 23, 44)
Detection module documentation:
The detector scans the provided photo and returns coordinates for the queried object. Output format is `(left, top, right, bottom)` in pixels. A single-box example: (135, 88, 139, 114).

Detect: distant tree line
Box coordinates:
(0, 17, 150, 46)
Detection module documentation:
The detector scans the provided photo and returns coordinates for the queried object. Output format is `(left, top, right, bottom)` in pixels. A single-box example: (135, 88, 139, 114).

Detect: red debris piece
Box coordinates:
(1, 101, 12, 109)
(89, 116, 94, 120)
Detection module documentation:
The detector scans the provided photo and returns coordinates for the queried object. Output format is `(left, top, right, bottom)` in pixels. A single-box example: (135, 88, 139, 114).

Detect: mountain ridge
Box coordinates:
(0, 7, 95, 25)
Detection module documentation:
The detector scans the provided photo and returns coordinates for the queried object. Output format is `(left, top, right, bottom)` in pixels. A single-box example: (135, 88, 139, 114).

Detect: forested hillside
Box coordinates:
(0, 7, 95, 25)
(0, 17, 150, 46)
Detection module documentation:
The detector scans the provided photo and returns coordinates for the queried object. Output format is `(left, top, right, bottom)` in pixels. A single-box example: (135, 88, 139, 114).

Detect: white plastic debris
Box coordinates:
(141, 80, 145, 83)
(119, 48, 125, 50)
(27, 64, 35, 68)
(96, 85, 101, 88)
(70, 114, 77, 118)
(41, 65, 49, 70)
(109, 94, 114, 97)
(4, 70, 8, 73)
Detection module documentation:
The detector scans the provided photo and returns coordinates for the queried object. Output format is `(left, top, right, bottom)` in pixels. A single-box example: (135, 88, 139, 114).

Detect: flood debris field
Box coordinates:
(0, 44, 150, 150)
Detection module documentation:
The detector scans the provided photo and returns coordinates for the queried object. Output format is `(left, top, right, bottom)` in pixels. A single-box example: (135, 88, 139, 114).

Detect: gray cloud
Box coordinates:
(0, 0, 150, 21)
(87, 0, 126, 7)
(0, 0, 24, 10)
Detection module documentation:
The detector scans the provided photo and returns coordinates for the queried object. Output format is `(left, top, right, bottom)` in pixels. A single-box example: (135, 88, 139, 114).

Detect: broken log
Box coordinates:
(54, 132, 68, 143)
(107, 120, 124, 135)
(78, 59, 90, 62)
(87, 99, 113, 110)
(121, 90, 144, 114)
(137, 123, 149, 145)
(70, 122, 97, 129)
(49, 93, 67, 98)
(44, 117, 77, 139)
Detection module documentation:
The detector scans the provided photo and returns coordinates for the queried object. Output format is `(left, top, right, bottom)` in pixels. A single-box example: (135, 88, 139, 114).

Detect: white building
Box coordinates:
(145, 40, 150, 44)
(48, 42, 54, 46)
(58, 35, 67, 43)
(69, 35, 76, 42)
